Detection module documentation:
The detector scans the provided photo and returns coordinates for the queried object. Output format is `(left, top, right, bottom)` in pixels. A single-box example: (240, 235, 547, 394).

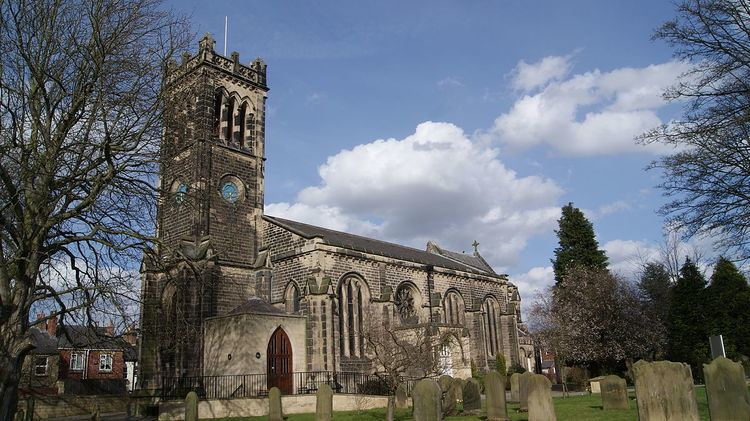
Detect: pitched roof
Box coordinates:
(264, 215, 501, 277)
(228, 297, 286, 316)
(426, 241, 496, 274)
(29, 328, 58, 354)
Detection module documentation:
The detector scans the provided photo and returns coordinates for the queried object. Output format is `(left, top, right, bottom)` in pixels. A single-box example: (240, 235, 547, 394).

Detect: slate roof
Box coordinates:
(426, 242, 496, 274)
(29, 325, 136, 359)
(229, 297, 286, 316)
(264, 215, 501, 277)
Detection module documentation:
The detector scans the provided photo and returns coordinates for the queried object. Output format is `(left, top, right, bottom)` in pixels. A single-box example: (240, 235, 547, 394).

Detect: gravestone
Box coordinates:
(438, 375, 453, 392)
(485, 371, 509, 421)
(462, 378, 482, 413)
(268, 387, 283, 421)
(600, 375, 628, 410)
(395, 384, 408, 409)
(519, 371, 534, 411)
(453, 378, 466, 401)
(412, 379, 442, 421)
(14, 409, 24, 421)
(315, 383, 333, 421)
(703, 356, 750, 420)
(438, 375, 457, 416)
(185, 392, 198, 421)
(510, 373, 521, 402)
(632, 360, 699, 421)
(527, 374, 556, 421)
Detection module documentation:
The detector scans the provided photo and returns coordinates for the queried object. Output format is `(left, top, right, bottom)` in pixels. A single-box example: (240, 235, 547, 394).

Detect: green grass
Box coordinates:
(216, 385, 746, 420)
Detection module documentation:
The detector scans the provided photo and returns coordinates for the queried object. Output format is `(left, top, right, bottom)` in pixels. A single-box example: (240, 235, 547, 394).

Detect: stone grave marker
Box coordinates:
(14, 410, 24, 421)
(527, 374, 556, 421)
(632, 360, 699, 421)
(703, 356, 750, 420)
(485, 371, 509, 421)
(510, 373, 521, 402)
(453, 377, 466, 401)
(268, 386, 283, 421)
(395, 384, 408, 409)
(315, 383, 333, 421)
(185, 391, 198, 421)
(600, 374, 628, 410)
(462, 378, 482, 413)
(438, 374, 453, 392)
(519, 371, 534, 411)
(412, 379, 442, 421)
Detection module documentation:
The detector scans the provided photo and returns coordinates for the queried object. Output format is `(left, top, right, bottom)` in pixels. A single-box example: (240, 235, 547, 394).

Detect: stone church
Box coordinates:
(138, 34, 534, 393)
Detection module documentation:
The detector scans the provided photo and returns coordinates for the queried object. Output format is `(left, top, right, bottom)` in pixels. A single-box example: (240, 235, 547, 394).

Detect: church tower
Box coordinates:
(139, 34, 268, 384)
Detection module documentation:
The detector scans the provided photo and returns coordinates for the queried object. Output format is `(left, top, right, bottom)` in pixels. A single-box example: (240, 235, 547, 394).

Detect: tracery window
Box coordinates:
(394, 283, 420, 325)
(483, 297, 502, 357)
(442, 290, 465, 325)
(338, 276, 369, 358)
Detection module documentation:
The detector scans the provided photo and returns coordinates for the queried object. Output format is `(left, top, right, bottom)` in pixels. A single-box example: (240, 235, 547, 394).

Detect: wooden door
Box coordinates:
(267, 327, 293, 394)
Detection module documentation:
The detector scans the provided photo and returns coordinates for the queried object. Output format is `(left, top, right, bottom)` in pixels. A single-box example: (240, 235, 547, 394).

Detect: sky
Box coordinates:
(169, 0, 719, 304)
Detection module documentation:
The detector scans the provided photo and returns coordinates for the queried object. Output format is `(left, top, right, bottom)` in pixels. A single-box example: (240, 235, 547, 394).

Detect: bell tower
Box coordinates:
(139, 34, 269, 384)
(159, 33, 268, 266)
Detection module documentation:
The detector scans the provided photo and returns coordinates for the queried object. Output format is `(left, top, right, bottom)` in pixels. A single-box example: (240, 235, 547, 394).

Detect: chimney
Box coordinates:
(46, 315, 57, 336)
(105, 320, 115, 336)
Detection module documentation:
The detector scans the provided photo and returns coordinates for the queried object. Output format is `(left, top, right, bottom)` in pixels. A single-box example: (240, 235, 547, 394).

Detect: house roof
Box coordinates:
(29, 325, 136, 359)
(264, 215, 501, 277)
(29, 328, 58, 354)
(228, 297, 286, 316)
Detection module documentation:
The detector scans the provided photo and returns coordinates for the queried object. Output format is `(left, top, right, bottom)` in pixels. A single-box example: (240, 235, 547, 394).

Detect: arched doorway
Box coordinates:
(267, 327, 293, 394)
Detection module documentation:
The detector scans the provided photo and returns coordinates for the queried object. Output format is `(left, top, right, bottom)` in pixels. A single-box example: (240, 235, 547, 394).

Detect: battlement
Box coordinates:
(166, 33, 268, 90)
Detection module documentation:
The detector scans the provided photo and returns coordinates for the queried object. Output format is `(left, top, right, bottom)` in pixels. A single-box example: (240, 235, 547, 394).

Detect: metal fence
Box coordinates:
(160, 371, 415, 399)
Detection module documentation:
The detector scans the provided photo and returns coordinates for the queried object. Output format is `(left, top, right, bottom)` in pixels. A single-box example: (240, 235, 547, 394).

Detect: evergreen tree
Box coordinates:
(668, 258, 710, 380)
(638, 262, 672, 358)
(706, 257, 750, 359)
(552, 203, 609, 284)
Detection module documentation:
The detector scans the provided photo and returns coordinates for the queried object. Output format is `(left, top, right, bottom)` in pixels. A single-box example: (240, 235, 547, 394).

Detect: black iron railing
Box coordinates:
(160, 371, 415, 399)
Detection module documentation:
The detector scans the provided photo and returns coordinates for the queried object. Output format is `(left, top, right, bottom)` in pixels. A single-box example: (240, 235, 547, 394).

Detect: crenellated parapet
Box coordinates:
(166, 33, 268, 90)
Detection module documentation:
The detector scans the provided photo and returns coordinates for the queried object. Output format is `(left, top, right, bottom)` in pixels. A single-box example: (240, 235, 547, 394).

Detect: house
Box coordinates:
(21, 314, 137, 395)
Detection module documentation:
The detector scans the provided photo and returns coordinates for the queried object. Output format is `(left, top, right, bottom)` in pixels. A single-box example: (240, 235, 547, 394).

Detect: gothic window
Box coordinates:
(394, 283, 420, 325)
(442, 290, 465, 325)
(285, 282, 301, 313)
(225, 96, 235, 142)
(213, 90, 224, 136)
(338, 276, 369, 358)
(483, 297, 502, 357)
(238, 102, 248, 147)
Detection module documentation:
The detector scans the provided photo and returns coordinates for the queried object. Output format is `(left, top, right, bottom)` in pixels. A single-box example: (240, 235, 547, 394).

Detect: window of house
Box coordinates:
(34, 356, 48, 376)
(99, 354, 113, 372)
(70, 352, 84, 371)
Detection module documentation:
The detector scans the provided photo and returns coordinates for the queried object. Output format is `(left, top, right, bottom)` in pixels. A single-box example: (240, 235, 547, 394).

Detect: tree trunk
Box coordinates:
(386, 395, 395, 421)
(0, 357, 23, 421)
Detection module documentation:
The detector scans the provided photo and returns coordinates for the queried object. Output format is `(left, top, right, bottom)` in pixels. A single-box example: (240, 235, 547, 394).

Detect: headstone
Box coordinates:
(412, 379, 442, 421)
(462, 378, 482, 413)
(315, 383, 333, 421)
(703, 356, 750, 420)
(268, 387, 283, 421)
(485, 371, 509, 421)
(600, 375, 628, 410)
(510, 373, 521, 402)
(519, 371, 534, 411)
(438, 374, 453, 392)
(453, 378, 466, 401)
(395, 384, 408, 409)
(527, 374, 556, 421)
(632, 360, 699, 421)
(185, 391, 198, 421)
(14, 409, 24, 421)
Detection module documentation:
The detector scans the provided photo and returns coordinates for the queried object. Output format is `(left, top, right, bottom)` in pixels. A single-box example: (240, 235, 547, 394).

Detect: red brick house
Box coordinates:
(22, 315, 137, 395)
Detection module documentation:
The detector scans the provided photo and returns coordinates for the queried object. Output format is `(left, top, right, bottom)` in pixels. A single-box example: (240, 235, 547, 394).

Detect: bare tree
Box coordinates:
(0, 0, 190, 418)
(642, 0, 750, 260)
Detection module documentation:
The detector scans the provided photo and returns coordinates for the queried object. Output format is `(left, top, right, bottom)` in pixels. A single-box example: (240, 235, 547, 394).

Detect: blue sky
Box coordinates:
(171, 1, 717, 301)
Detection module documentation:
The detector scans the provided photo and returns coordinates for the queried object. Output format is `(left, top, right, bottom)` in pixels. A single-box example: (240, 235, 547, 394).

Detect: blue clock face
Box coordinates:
(221, 182, 239, 203)
(175, 183, 188, 204)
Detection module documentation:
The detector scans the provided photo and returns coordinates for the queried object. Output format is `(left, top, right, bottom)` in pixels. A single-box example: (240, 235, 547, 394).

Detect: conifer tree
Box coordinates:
(667, 258, 710, 380)
(706, 257, 750, 359)
(552, 203, 609, 285)
(638, 262, 672, 358)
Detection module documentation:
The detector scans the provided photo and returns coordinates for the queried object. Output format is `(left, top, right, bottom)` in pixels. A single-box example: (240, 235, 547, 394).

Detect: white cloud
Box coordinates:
(487, 58, 692, 155)
(511, 266, 555, 305)
(267, 121, 563, 267)
(511, 55, 573, 91)
(437, 77, 464, 88)
(603, 239, 660, 279)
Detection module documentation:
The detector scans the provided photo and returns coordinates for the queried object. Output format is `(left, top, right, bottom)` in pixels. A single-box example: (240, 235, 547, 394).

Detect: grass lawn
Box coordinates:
(218, 385, 747, 420)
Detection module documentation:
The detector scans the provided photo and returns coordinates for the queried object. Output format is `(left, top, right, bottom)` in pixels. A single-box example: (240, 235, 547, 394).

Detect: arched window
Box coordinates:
(225, 96, 235, 142)
(483, 297, 502, 357)
(442, 290, 465, 325)
(338, 276, 369, 358)
(213, 90, 224, 136)
(238, 102, 248, 147)
(284, 282, 300, 313)
(394, 282, 421, 325)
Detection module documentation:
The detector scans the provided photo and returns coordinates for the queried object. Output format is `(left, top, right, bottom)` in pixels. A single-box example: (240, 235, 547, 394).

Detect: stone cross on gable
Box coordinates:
(472, 240, 480, 253)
